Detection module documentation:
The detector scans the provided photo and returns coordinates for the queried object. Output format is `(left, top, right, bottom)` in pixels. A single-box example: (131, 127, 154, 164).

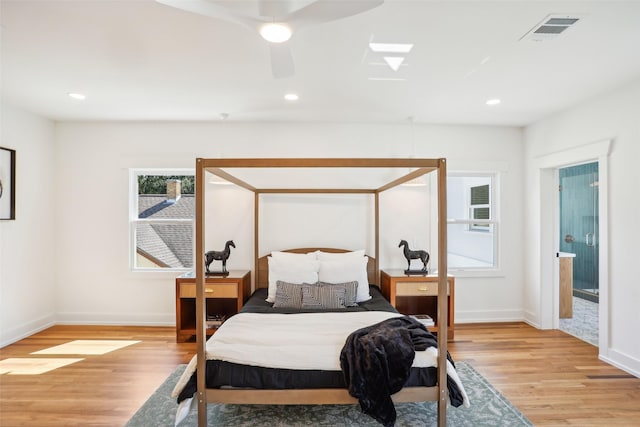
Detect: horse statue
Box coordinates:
(205, 240, 235, 273)
(398, 240, 429, 273)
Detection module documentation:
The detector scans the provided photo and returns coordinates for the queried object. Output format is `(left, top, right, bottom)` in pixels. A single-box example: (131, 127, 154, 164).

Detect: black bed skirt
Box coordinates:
(177, 360, 440, 403)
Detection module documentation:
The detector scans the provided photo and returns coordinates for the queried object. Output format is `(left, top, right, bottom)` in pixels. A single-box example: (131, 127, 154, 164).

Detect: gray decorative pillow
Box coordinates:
(301, 283, 347, 309)
(317, 281, 359, 307)
(273, 280, 305, 309)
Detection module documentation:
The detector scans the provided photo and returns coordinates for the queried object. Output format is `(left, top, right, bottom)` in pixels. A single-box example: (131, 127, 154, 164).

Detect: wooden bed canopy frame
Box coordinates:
(194, 158, 449, 427)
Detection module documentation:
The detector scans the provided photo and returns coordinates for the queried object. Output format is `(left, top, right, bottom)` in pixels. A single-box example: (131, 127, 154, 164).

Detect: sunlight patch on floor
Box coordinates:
(31, 340, 141, 355)
(0, 357, 84, 375)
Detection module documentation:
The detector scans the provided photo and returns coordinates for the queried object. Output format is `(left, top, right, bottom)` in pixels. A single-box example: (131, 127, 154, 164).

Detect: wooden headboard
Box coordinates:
(256, 248, 377, 289)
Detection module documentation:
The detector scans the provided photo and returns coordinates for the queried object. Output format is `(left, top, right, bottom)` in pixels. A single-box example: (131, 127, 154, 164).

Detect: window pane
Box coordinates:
(138, 175, 195, 195)
(135, 222, 193, 269)
(447, 174, 497, 269)
(473, 207, 490, 220)
(137, 176, 195, 220)
(471, 207, 491, 231)
(470, 184, 489, 205)
(447, 176, 492, 220)
(447, 223, 495, 269)
(133, 173, 194, 270)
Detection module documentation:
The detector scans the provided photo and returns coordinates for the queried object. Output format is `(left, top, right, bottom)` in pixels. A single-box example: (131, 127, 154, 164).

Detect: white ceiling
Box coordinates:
(2, 0, 640, 126)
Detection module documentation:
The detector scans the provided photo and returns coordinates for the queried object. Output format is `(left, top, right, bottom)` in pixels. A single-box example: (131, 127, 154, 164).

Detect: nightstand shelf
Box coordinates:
(175, 270, 251, 342)
(380, 269, 455, 340)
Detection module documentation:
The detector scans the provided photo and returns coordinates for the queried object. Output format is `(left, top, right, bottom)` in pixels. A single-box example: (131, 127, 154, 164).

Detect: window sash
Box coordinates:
(130, 169, 194, 272)
(446, 173, 498, 271)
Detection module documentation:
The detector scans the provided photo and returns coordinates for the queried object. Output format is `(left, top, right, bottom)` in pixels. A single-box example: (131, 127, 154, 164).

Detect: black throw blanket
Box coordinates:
(340, 316, 457, 427)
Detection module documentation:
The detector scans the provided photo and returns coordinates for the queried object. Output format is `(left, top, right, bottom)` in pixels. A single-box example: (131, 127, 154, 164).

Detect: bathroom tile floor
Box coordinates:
(559, 296, 599, 346)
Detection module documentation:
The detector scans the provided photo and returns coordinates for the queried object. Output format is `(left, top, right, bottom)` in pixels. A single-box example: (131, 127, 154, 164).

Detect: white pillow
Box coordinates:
(318, 257, 371, 302)
(267, 257, 319, 303)
(316, 249, 365, 260)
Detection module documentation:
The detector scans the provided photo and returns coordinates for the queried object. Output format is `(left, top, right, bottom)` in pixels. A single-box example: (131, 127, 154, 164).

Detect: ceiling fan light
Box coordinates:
(260, 23, 292, 43)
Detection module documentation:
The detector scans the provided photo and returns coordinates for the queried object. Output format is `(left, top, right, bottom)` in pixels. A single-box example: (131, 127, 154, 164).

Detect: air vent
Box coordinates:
(521, 14, 582, 42)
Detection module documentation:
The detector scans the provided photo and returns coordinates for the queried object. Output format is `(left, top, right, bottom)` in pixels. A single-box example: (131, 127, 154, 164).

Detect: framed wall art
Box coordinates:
(0, 146, 16, 220)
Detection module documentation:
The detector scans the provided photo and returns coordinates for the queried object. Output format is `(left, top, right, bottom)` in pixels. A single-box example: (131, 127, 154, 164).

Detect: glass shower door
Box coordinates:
(559, 162, 599, 302)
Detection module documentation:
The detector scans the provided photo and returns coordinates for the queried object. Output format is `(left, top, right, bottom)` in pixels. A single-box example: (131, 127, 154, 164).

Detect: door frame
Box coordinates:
(536, 139, 610, 354)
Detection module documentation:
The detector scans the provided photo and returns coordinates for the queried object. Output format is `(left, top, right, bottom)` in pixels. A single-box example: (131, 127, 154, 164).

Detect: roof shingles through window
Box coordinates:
(137, 194, 194, 268)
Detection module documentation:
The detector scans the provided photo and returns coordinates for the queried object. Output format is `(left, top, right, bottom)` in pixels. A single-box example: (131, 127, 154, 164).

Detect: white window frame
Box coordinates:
(446, 171, 500, 274)
(129, 168, 194, 272)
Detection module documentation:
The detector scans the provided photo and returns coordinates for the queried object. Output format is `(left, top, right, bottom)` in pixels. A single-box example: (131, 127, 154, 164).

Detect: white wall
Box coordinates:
(0, 103, 56, 346)
(52, 121, 524, 329)
(524, 77, 640, 376)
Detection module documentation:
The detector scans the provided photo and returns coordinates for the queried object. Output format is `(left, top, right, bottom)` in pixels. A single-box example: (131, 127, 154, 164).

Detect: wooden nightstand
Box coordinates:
(380, 269, 455, 340)
(175, 270, 251, 342)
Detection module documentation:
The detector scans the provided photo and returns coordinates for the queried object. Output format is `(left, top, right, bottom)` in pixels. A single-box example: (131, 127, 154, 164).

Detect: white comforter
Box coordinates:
(172, 311, 469, 408)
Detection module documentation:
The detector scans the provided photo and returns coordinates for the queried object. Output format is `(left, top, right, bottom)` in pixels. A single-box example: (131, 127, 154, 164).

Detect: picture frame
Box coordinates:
(0, 146, 16, 220)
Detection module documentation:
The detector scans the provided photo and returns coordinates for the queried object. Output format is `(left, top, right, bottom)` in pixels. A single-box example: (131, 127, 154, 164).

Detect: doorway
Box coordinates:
(535, 138, 609, 355)
(558, 162, 599, 346)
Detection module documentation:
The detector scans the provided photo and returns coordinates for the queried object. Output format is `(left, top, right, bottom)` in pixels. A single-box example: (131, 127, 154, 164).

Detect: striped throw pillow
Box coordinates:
(273, 281, 305, 309)
(317, 281, 359, 307)
(301, 283, 347, 309)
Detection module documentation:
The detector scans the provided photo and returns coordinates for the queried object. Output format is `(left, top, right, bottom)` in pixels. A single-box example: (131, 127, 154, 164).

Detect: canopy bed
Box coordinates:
(179, 158, 457, 427)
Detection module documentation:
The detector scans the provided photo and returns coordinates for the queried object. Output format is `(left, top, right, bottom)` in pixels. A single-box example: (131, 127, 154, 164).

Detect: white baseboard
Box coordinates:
(600, 349, 640, 378)
(455, 309, 525, 324)
(0, 314, 56, 348)
(522, 309, 541, 329)
(55, 311, 175, 326)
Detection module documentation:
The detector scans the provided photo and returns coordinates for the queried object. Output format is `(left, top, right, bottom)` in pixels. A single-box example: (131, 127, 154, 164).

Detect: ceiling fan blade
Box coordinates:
(269, 44, 295, 79)
(287, 0, 383, 28)
(156, 0, 259, 32)
(258, 0, 301, 19)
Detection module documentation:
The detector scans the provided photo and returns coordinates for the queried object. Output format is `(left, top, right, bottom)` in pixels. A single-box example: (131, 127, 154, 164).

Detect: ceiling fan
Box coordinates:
(156, 0, 384, 78)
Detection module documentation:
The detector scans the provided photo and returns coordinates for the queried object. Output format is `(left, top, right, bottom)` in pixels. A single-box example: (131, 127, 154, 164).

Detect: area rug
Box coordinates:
(126, 362, 533, 426)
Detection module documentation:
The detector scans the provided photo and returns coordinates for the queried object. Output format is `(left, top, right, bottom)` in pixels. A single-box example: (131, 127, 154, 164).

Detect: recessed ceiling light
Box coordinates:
(284, 93, 299, 101)
(260, 23, 292, 43)
(68, 93, 86, 100)
(369, 43, 413, 53)
(486, 99, 501, 106)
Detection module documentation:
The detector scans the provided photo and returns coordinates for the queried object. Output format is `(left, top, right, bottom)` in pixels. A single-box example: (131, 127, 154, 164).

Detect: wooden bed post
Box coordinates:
(374, 192, 380, 285)
(437, 158, 448, 427)
(254, 192, 259, 293)
(195, 159, 208, 427)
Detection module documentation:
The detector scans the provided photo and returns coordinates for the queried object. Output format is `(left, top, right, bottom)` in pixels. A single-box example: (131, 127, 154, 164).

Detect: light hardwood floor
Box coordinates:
(1, 323, 638, 426)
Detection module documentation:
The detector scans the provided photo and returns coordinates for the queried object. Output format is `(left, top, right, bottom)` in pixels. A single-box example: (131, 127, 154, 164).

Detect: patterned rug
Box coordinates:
(126, 362, 533, 426)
